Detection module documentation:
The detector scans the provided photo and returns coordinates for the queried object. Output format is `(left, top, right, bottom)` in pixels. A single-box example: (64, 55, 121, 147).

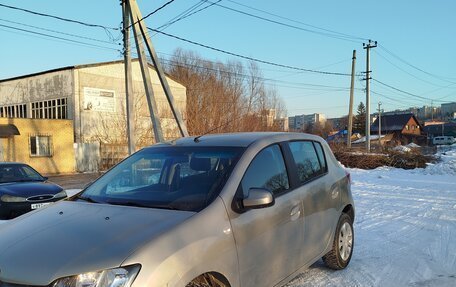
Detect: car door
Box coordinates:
(229, 144, 304, 287)
(287, 140, 335, 263)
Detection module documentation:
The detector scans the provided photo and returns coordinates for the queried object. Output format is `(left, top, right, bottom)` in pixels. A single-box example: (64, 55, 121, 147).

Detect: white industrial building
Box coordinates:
(0, 60, 187, 171)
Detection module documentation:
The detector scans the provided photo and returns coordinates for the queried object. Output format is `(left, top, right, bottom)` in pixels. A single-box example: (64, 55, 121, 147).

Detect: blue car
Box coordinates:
(0, 162, 67, 219)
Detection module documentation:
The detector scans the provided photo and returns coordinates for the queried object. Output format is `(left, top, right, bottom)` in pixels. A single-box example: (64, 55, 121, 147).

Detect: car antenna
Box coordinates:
(193, 114, 245, 143)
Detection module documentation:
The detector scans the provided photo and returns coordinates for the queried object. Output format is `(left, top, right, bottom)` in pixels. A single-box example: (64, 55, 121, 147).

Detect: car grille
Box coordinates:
(26, 195, 54, 202)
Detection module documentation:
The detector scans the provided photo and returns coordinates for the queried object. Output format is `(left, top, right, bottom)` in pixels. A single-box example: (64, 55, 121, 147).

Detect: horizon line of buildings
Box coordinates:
(288, 102, 456, 131)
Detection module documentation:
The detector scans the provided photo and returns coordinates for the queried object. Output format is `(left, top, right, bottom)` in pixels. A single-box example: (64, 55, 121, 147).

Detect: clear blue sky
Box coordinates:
(0, 0, 455, 118)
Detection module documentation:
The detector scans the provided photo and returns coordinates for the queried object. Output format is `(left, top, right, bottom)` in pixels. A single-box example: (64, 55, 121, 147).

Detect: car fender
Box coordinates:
(123, 197, 239, 287)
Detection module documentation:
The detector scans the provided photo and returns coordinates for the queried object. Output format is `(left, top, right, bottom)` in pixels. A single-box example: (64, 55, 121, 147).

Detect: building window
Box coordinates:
(405, 125, 409, 130)
(30, 135, 52, 157)
(31, 98, 67, 119)
(0, 104, 27, 118)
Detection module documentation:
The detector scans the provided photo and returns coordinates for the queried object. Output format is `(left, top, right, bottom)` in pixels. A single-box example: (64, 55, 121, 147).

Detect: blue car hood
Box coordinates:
(0, 181, 63, 197)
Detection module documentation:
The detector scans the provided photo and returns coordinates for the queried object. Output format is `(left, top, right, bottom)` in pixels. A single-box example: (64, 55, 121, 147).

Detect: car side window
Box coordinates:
(313, 142, 328, 173)
(241, 145, 289, 196)
(288, 141, 323, 183)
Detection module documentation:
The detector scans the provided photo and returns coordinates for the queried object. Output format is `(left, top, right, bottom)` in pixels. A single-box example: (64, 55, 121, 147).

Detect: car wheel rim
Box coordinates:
(339, 222, 353, 261)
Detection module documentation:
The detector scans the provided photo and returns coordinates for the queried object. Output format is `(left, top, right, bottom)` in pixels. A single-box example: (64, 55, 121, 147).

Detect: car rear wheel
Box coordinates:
(323, 213, 354, 270)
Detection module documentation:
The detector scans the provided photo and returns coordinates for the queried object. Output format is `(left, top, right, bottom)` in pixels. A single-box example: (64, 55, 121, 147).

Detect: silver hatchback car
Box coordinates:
(0, 132, 354, 287)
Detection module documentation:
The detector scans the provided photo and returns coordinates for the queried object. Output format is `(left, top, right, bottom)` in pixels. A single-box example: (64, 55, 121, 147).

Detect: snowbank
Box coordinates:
(423, 145, 456, 175)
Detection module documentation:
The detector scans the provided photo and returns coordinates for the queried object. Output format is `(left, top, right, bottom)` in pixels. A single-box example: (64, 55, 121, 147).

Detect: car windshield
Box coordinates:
(78, 146, 244, 212)
(0, 164, 45, 183)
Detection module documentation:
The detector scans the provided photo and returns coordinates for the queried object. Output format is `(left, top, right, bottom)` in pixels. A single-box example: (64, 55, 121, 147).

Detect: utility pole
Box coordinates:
(347, 50, 356, 148)
(363, 40, 377, 152)
(121, 0, 190, 145)
(377, 102, 382, 149)
(128, 0, 189, 139)
(122, 0, 135, 154)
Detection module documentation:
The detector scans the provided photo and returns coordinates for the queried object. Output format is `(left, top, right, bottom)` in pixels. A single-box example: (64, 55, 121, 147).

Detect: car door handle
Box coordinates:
(290, 206, 301, 221)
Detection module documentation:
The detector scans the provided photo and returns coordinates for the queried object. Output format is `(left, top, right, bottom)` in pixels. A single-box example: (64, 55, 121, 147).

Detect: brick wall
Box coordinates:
(0, 118, 75, 175)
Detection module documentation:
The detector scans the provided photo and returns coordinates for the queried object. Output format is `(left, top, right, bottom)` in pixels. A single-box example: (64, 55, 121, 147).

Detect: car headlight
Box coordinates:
(54, 190, 68, 199)
(1, 194, 27, 202)
(52, 265, 140, 287)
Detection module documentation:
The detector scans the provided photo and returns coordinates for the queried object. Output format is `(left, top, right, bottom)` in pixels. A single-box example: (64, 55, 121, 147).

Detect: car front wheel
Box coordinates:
(323, 213, 354, 269)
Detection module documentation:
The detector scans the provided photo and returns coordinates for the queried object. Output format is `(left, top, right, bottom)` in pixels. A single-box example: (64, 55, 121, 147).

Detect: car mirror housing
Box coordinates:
(243, 188, 274, 209)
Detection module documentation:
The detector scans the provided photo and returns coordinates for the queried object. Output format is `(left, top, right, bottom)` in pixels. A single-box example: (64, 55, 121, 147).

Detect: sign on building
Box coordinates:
(83, 87, 116, 112)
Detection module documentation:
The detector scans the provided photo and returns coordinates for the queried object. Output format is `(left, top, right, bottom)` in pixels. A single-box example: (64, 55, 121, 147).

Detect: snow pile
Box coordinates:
(392, 143, 421, 153)
(392, 145, 411, 153)
(406, 142, 420, 148)
(423, 145, 456, 175)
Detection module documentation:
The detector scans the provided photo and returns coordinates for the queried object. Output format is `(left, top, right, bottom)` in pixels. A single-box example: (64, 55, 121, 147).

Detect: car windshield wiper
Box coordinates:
(74, 195, 101, 204)
(8, 179, 43, 183)
(106, 200, 178, 210)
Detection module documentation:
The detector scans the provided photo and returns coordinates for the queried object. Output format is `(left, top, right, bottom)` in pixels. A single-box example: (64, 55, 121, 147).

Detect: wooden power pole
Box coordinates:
(378, 102, 382, 149)
(363, 40, 377, 152)
(122, 0, 189, 146)
(122, 0, 135, 154)
(347, 50, 356, 148)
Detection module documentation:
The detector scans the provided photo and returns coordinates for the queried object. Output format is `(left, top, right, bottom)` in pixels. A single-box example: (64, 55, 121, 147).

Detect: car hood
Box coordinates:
(0, 201, 195, 285)
(0, 181, 62, 197)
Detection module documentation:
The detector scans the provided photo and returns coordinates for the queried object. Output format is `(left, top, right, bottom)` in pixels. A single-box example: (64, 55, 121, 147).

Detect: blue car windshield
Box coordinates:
(0, 164, 45, 183)
(78, 146, 244, 212)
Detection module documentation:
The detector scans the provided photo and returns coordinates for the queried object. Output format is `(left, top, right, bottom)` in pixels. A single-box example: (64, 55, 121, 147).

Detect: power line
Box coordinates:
(156, 0, 222, 31)
(126, 0, 177, 30)
(372, 79, 451, 103)
(225, 0, 367, 41)
(0, 18, 120, 46)
(149, 28, 351, 76)
(0, 23, 121, 52)
(378, 45, 456, 84)
(0, 3, 118, 31)
(207, 0, 365, 43)
(373, 49, 448, 88)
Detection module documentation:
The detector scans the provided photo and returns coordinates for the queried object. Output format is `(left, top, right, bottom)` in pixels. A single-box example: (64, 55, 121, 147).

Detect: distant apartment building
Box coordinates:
(441, 102, 456, 120)
(288, 113, 326, 131)
(261, 109, 289, 131)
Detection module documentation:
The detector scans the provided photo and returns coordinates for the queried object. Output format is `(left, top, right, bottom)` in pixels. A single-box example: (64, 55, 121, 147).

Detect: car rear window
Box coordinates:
(288, 141, 325, 183)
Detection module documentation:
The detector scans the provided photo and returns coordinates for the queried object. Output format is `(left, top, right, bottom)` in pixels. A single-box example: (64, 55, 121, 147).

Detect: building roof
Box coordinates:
(0, 59, 182, 85)
(423, 122, 456, 136)
(370, 113, 421, 133)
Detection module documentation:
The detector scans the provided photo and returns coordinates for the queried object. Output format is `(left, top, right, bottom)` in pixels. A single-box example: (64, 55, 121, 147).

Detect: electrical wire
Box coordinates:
(149, 28, 352, 76)
(378, 45, 456, 84)
(0, 23, 121, 52)
(372, 79, 451, 103)
(373, 50, 448, 88)
(206, 0, 364, 43)
(0, 18, 120, 46)
(156, 0, 222, 31)
(224, 0, 368, 41)
(0, 3, 118, 30)
(126, 0, 177, 30)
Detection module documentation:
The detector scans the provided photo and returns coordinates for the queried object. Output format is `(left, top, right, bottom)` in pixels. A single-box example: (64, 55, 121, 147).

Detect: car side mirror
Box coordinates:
(42, 176, 48, 181)
(243, 188, 274, 209)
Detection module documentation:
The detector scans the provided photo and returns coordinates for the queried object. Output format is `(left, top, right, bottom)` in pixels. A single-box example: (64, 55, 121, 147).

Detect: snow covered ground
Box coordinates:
(288, 146, 456, 287)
